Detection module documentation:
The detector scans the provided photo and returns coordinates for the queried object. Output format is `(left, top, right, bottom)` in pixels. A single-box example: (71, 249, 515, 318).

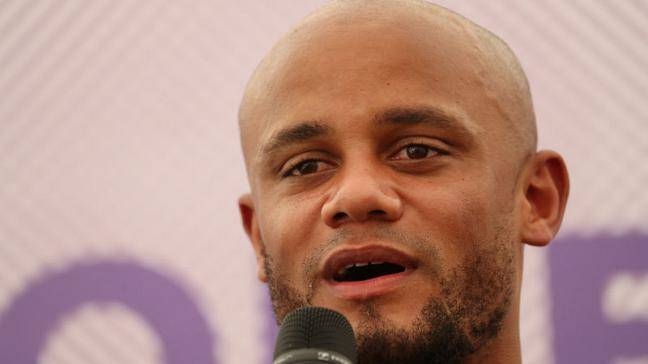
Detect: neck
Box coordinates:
(465, 333, 521, 364)
(466, 289, 522, 364)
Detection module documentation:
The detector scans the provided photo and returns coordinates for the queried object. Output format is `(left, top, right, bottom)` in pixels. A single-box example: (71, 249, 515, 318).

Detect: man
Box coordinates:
(238, 0, 569, 363)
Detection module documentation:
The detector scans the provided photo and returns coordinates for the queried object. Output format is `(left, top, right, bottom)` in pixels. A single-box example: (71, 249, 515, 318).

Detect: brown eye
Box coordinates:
(295, 160, 319, 175)
(405, 145, 432, 159)
(389, 143, 445, 162)
(283, 159, 325, 177)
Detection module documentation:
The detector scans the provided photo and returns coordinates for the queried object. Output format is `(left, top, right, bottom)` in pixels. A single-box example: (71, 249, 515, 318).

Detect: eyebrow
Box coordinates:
(377, 106, 476, 145)
(378, 106, 469, 131)
(262, 122, 331, 155)
(260, 106, 474, 158)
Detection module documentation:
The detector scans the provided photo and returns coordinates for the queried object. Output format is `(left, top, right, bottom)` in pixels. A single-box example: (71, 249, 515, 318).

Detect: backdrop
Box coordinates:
(0, 1, 647, 363)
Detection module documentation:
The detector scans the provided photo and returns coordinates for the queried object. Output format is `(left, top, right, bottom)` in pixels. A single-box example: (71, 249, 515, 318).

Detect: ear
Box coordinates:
(520, 150, 570, 246)
(239, 193, 268, 282)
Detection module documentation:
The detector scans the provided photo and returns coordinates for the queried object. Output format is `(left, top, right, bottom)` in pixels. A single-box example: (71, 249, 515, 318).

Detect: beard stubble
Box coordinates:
(262, 226, 515, 364)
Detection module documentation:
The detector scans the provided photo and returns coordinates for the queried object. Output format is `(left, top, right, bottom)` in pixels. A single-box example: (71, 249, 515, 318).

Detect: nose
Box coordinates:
(321, 166, 403, 227)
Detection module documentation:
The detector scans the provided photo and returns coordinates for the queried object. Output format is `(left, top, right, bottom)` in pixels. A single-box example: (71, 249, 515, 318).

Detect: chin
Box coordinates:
(315, 292, 430, 333)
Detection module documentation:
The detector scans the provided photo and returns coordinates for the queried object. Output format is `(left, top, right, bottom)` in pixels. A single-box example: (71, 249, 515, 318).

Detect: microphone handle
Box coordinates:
(273, 348, 354, 364)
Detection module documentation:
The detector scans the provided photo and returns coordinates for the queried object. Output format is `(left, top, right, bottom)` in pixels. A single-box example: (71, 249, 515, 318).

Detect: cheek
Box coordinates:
(405, 181, 497, 259)
(257, 198, 321, 275)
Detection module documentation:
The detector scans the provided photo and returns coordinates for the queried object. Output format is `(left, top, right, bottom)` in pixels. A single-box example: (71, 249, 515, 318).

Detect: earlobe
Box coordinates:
(520, 150, 570, 246)
(238, 193, 269, 282)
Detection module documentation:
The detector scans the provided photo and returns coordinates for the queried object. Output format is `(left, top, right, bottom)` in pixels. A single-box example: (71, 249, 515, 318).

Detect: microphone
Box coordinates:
(273, 306, 357, 364)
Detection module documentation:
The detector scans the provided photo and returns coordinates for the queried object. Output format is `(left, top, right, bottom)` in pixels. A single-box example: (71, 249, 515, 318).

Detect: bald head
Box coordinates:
(240, 0, 537, 177)
(237, 4, 570, 362)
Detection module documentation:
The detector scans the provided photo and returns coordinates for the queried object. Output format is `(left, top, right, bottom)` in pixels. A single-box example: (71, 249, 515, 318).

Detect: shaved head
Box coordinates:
(240, 0, 537, 180)
(237, 2, 569, 363)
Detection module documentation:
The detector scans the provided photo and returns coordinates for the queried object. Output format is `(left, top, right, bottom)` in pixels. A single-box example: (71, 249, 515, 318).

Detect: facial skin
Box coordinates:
(238, 1, 569, 363)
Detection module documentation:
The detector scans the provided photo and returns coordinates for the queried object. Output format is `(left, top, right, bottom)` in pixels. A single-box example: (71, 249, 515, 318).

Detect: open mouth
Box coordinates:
(323, 245, 416, 284)
(333, 261, 407, 282)
(322, 245, 417, 300)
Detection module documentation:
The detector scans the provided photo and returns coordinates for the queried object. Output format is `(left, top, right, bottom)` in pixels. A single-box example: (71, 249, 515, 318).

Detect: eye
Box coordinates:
(282, 159, 331, 177)
(391, 144, 442, 160)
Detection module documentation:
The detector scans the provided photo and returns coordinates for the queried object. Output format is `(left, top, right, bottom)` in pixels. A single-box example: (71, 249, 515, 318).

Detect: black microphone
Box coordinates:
(273, 306, 357, 364)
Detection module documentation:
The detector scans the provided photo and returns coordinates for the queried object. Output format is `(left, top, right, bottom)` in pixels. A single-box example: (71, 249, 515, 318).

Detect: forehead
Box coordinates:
(270, 15, 477, 98)
(241, 11, 504, 171)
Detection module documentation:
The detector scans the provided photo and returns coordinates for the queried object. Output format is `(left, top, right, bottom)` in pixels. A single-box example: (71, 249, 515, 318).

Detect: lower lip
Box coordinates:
(325, 270, 412, 301)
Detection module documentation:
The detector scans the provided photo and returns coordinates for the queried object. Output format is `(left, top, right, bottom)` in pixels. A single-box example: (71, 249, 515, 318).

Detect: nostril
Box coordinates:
(368, 210, 386, 217)
(333, 212, 348, 221)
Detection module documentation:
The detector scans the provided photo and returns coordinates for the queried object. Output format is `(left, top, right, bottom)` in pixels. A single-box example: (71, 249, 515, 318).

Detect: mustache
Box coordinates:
(301, 226, 442, 296)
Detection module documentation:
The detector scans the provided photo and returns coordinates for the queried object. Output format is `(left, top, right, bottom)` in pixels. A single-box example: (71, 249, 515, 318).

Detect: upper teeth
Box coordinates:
(338, 262, 384, 275)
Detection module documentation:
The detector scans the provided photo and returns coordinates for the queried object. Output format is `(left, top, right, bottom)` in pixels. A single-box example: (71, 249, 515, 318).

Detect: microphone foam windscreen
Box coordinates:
(274, 306, 357, 362)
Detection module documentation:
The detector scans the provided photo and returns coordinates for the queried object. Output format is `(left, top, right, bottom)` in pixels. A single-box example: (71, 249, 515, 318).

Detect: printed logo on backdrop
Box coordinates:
(2, 234, 646, 364)
(550, 234, 648, 364)
(0, 261, 217, 364)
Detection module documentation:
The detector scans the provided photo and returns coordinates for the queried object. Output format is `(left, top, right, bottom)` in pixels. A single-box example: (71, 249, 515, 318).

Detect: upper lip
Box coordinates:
(321, 244, 418, 281)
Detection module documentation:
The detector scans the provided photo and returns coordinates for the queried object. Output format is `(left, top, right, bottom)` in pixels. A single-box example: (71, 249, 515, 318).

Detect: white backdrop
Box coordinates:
(1, 1, 646, 363)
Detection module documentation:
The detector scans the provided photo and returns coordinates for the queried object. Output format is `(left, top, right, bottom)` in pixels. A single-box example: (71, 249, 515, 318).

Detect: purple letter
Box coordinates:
(550, 233, 648, 363)
(0, 260, 216, 364)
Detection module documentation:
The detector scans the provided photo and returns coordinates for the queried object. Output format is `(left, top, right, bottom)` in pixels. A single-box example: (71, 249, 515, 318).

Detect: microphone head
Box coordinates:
(274, 306, 357, 364)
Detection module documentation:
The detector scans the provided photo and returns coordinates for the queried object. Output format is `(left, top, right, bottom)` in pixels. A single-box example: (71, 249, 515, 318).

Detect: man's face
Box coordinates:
(241, 16, 525, 362)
